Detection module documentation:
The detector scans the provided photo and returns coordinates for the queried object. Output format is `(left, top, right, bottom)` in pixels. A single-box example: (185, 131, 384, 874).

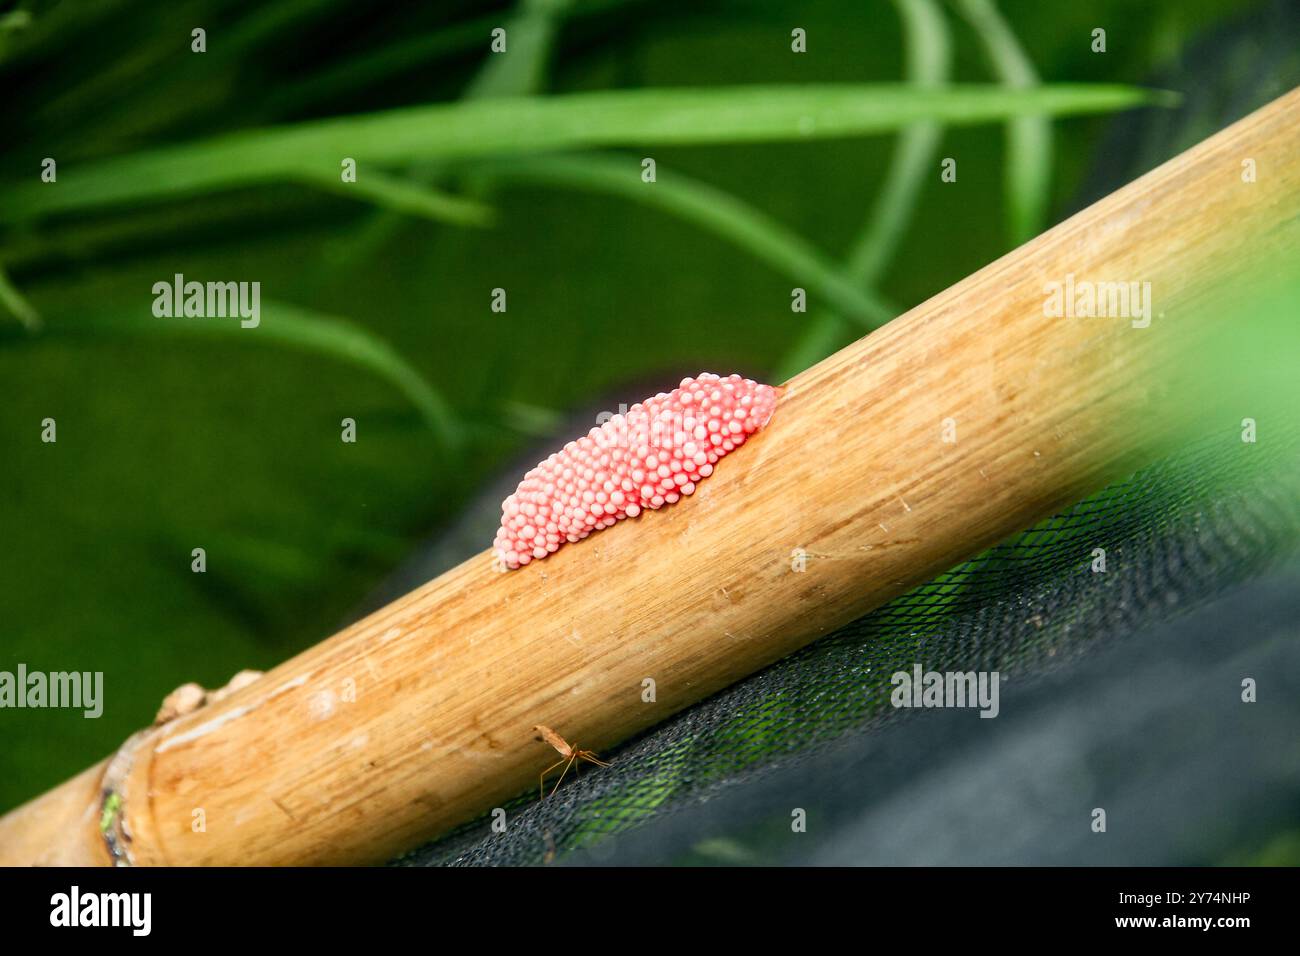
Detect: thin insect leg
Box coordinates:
(578, 751, 611, 768)
(538, 758, 566, 801)
(548, 753, 578, 797)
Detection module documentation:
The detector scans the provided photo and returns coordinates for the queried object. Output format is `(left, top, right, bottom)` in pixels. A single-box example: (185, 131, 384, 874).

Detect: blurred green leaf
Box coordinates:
(1, 83, 1169, 222)
(775, 0, 953, 381)
(470, 153, 896, 329)
(954, 0, 1051, 246)
(0, 265, 41, 331)
(333, 0, 563, 274)
(297, 167, 495, 227)
(848, 0, 953, 284)
(16, 300, 462, 452)
(263, 0, 633, 116)
(465, 0, 572, 100)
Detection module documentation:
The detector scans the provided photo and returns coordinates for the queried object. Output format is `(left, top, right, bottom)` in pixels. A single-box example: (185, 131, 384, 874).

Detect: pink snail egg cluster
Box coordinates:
(494, 373, 778, 569)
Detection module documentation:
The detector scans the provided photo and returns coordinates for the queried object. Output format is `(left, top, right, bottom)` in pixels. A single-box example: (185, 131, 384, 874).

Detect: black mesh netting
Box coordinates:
(393, 425, 1300, 867)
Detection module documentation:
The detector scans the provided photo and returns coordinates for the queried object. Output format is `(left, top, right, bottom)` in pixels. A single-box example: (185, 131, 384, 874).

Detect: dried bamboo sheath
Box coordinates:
(2, 86, 1298, 866)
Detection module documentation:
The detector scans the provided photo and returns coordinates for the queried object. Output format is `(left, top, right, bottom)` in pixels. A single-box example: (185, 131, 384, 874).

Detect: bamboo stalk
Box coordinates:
(3, 86, 1298, 867)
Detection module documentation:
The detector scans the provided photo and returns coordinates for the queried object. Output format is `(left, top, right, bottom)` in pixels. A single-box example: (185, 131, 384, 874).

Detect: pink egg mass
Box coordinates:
(494, 373, 778, 569)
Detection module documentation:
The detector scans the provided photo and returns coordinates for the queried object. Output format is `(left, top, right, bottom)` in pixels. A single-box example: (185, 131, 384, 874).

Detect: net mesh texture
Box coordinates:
(395, 426, 1300, 866)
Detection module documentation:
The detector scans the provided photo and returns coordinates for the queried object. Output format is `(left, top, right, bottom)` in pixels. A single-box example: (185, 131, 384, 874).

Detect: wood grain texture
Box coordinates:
(3, 85, 1297, 866)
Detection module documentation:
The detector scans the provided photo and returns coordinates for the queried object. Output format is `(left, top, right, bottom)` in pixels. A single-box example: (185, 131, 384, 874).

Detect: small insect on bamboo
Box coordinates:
(533, 724, 610, 799)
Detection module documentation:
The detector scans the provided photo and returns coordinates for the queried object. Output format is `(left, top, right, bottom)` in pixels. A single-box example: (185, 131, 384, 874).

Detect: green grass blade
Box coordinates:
(317, 0, 566, 280)
(0, 8, 33, 65)
(954, 0, 1051, 245)
(1, 84, 1170, 222)
(252, 302, 462, 452)
(12, 301, 461, 451)
(262, 0, 631, 116)
(297, 167, 495, 227)
(774, 0, 953, 382)
(60, 0, 342, 145)
(496, 399, 566, 438)
(465, 0, 572, 100)
(470, 153, 897, 330)
(846, 0, 952, 283)
(0, 265, 41, 331)
(262, 13, 503, 117)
